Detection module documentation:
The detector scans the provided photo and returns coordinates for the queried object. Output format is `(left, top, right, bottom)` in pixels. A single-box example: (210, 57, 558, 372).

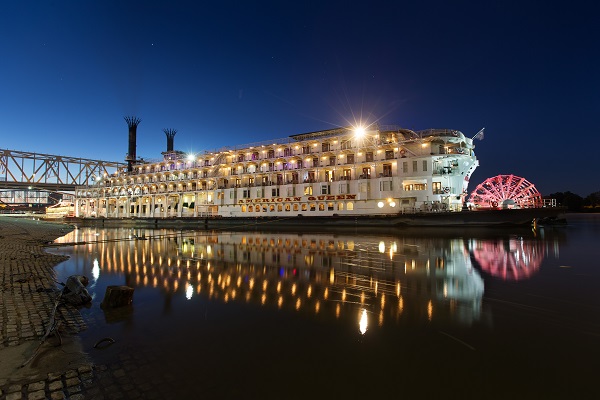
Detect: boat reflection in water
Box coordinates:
(50, 226, 574, 398)
(55, 228, 492, 328)
(468, 236, 546, 280)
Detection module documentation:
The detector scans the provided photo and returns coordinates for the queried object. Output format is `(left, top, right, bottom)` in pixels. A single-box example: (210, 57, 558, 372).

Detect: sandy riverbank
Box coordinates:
(0, 216, 91, 396)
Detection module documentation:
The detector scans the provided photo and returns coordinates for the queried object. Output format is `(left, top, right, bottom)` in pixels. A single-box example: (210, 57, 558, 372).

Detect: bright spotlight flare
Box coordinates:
(353, 125, 366, 138)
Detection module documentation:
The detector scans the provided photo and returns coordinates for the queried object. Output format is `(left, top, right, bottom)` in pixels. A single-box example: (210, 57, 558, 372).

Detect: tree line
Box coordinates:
(546, 191, 600, 212)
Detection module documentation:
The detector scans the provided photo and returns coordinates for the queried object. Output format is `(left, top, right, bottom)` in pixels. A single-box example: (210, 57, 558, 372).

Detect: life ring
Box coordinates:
(443, 187, 450, 194)
(400, 149, 406, 155)
(491, 201, 498, 208)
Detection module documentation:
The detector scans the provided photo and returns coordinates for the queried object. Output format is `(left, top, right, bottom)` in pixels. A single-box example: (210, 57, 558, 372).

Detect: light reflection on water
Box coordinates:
(47, 221, 599, 398)
(53, 228, 495, 328)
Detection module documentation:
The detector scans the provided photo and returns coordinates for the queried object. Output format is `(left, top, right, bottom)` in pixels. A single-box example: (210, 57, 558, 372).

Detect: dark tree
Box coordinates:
(547, 191, 584, 212)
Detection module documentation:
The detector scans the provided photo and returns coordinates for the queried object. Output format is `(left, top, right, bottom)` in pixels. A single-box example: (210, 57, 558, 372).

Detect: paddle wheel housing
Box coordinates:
(469, 174, 543, 209)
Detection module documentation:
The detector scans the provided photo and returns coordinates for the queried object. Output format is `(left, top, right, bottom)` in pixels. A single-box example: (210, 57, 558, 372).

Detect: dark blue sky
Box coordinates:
(1, 1, 598, 196)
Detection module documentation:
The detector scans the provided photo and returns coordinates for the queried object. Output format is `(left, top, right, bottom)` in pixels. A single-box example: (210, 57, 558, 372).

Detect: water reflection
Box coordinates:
(468, 236, 549, 280)
(54, 228, 507, 328)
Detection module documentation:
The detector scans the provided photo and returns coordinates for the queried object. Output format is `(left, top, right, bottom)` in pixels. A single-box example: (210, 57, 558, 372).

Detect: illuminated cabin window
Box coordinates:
(302, 204, 308, 211)
(404, 184, 427, 191)
(241, 205, 247, 212)
(293, 204, 299, 211)
(337, 202, 344, 210)
(304, 186, 312, 195)
(328, 202, 334, 211)
(277, 204, 283, 212)
(262, 205, 267, 212)
(248, 205, 253, 212)
(255, 206, 260, 212)
(347, 202, 354, 211)
(270, 205, 275, 212)
(310, 203, 316, 211)
(319, 203, 325, 211)
(285, 204, 291, 211)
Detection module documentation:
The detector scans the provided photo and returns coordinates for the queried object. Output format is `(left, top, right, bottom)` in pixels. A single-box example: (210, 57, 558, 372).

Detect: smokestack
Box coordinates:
(124, 116, 141, 172)
(163, 128, 177, 152)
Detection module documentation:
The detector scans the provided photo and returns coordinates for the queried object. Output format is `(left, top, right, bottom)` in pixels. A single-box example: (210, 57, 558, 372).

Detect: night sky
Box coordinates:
(1, 1, 598, 196)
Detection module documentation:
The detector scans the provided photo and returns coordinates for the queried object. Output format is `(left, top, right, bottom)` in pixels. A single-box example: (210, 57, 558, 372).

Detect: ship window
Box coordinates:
(359, 182, 369, 193)
(402, 161, 408, 173)
(339, 183, 349, 194)
(346, 154, 354, 164)
(243, 189, 250, 198)
(347, 202, 354, 211)
(262, 205, 268, 212)
(322, 143, 330, 152)
(302, 204, 308, 211)
(304, 186, 313, 195)
(422, 160, 427, 172)
(321, 185, 330, 195)
(310, 203, 316, 211)
(328, 202, 334, 211)
(337, 202, 344, 210)
(248, 205, 253, 212)
(319, 203, 325, 211)
(413, 160, 418, 172)
(278, 204, 283, 211)
(272, 188, 279, 196)
(293, 204, 299, 211)
(383, 164, 392, 176)
(270, 205, 275, 211)
(256, 206, 261, 212)
(380, 181, 392, 191)
(404, 183, 427, 191)
(285, 204, 290, 211)
(385, 150, 394, 159)
(432, 182, 442, 194)
(241, 205, 247, 212)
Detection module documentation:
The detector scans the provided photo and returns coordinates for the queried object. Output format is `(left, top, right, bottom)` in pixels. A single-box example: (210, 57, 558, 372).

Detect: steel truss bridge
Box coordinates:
(0, 148, 125, 206)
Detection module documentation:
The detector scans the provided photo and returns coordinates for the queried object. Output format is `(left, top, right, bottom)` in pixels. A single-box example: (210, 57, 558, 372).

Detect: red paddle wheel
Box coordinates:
(469, 175, 543, 209)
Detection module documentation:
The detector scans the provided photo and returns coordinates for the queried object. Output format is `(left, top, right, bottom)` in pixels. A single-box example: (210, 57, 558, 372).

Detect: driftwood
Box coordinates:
(21, 274, 91, 368)
(21, 291, 63, 368)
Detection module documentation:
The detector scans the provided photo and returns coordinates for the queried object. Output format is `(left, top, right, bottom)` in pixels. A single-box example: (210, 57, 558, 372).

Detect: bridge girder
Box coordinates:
(0, 149, 125, 191)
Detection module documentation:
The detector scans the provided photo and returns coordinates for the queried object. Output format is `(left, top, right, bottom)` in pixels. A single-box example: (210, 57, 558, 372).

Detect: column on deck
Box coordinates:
(193, 192, 198, 217)
(177, 194, 183, 217)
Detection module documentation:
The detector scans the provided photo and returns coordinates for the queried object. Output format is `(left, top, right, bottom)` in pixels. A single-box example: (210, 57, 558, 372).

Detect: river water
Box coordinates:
(49, 215, 599, 399)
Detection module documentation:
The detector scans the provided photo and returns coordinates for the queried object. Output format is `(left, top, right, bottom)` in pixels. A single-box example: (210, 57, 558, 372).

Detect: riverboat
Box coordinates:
(45, 200, 75, 219)
(73, 125, 563, 227)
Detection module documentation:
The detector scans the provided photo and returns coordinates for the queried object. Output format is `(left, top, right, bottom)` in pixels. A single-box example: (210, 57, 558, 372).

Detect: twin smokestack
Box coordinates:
(124, 116, 178, 170)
